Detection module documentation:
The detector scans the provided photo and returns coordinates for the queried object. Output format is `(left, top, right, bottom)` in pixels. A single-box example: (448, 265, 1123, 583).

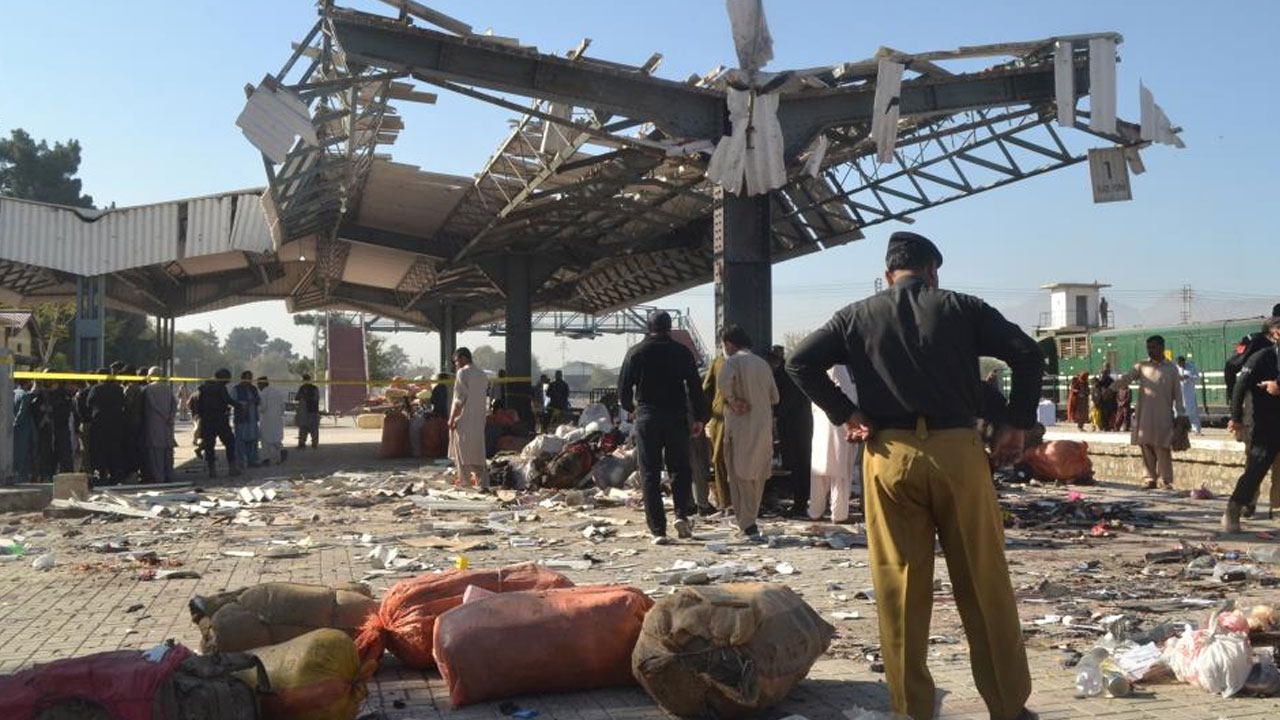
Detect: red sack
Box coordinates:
(355, 562, 574, 669)
(434, 586, 653, 707)
(1022, 440, 1093, 483)
(0, 643, 194, 720)
(420, 417, 448, 458)
(379, 412, 411, 459)
(487, 409, 519, 428)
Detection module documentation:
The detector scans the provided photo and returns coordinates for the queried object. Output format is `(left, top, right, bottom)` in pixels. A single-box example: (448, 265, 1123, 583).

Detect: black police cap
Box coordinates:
(885, 231, 943, 270)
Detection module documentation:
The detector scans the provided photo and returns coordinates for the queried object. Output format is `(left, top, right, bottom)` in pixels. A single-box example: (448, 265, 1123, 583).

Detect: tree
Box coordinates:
(224, 326, 269, 367)
(174, 327, 226, 379)
(264, 338, 294, 358)
(31, 301, 76, 368)
(366, 335, 409, 381)
(103, 310, 157, 368)
(249, 351, 295, 381)
(470, 345, 505, 372)
(0, 129, 94, 207)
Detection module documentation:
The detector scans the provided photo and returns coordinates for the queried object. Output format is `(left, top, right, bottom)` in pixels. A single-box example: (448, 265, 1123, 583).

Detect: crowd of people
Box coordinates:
(11, 363, 324, 485)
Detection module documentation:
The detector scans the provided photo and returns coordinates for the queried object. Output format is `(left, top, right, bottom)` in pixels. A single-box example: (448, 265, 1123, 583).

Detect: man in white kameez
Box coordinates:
(449, 347, 490, 490)
(1176, 356, 1202, 435)
(1115, 335, 1186, 489)
(256, 376, 288, 465)
(717, 325, 779, 539)
(141, 367, 177, 484)
(810, 365, 861, 523)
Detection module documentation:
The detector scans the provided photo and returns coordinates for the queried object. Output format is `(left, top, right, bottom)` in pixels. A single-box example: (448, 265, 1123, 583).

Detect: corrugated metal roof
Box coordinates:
(236, 80, 317, 164)
(0, 311, 33, 328)
(0, 189, 268, 276)
(0, 195, 176, 275)
(229, 193, 273, 253)
(186, 196, 232, 258)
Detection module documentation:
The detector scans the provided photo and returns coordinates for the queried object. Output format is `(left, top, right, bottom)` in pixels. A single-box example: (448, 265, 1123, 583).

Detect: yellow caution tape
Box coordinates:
(12, 371, 535, 386)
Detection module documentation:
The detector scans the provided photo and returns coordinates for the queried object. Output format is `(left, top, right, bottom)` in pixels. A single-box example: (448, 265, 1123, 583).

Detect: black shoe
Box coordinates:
(696, 505, 717, 517)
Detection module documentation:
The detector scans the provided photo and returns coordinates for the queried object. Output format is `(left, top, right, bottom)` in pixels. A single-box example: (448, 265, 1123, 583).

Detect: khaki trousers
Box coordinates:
(864, 426, 1030, 720)
(707, 418, 731, 508)
(728, 474, 767, 533)
(1139, 444, 1173, 485)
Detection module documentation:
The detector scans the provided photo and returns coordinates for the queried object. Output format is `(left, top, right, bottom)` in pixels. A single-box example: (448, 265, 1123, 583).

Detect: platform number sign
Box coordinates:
(1088, 147, 1132, 203)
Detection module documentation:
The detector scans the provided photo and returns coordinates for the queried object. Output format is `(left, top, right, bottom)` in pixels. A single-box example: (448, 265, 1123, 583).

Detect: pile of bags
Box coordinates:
(189, 582, 379, 654)
(0, 567, 835, 720)
(504, 403, 633, 491)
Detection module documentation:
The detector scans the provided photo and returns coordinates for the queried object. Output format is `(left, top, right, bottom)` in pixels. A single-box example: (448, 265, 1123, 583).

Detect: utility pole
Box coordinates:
(1180, 285, 1193, 325)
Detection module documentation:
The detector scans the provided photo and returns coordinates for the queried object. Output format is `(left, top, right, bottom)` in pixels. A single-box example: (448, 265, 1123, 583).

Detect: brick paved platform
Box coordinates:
(3, 426, 1279, 719)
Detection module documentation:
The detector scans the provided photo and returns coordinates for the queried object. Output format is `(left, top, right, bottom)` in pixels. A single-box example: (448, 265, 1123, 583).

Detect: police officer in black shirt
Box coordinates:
(788, 232, 1041, 720)
(1225, 315, 1280, 532)
(618, 311, 710, 545)
(196, 368, 241, 478)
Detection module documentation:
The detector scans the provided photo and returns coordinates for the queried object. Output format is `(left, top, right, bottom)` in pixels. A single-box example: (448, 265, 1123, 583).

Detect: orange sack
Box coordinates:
(1022, 440, 1093, 483)
(434, 585, 654, 707)
(356, 562, 573, 669)
(379, 411, 411, 459)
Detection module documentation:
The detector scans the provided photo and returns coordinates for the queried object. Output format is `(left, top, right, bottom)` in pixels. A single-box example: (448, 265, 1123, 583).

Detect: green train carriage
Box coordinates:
(1038, 317, 1270, 423)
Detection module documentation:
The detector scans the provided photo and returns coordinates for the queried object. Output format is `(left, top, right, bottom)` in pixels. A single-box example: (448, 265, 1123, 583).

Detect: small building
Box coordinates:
(1038, 282, 1112, 333)
(0, 310, 40, 365)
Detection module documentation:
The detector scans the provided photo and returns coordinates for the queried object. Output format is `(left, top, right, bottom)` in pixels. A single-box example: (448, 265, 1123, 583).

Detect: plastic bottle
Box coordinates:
(1074, 647, 1110, 697)
(1101, 657, 1132, 697)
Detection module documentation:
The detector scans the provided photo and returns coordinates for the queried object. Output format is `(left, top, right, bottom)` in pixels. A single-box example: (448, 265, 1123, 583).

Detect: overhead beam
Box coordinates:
(330, 10, 724, 141)
(332, 9, 1088, 161)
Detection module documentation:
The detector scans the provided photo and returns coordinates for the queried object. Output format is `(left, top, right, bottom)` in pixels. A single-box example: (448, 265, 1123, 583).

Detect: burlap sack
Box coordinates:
(190, 582, 377, 654)
(632, 583, 834, 720)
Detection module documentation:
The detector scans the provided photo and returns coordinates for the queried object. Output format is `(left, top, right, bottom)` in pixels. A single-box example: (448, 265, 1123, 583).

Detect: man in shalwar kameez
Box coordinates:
(1115, 336, 1186, 489)
(810, 364, 861, 523)
(717, 325, 778, 539)
(256, 376, 288, 465)
(449, 347, 490, 490)
(141, 368, 177, 483)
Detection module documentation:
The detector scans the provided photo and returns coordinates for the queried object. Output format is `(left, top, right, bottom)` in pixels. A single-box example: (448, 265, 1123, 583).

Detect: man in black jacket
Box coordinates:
(1224, 316, 1280, 532)
(86, 369, 126, 485)
(787, 232, 1041, 720)
(618, 312, 710, 544)
(768, 346, 813, 517)
(295, 374, 321, 449)
(197, 368, 241, 478)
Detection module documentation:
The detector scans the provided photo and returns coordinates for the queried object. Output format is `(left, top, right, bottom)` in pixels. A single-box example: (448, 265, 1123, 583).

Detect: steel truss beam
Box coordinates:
(784, 107, 1100, 230)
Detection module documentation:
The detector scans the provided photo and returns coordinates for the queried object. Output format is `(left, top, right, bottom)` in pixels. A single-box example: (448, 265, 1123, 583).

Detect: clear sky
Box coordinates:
(2, 0, 1276, 370)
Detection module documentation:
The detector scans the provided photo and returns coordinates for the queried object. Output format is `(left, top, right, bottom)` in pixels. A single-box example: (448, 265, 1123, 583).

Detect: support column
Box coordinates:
(74, 275, 105, 371)
(155, 316, 175, 376)
(438, 305, 457, 374)
(0, 349, 12, 482)
(504, 256, 535, 429)
(714, 188, 773, 352)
